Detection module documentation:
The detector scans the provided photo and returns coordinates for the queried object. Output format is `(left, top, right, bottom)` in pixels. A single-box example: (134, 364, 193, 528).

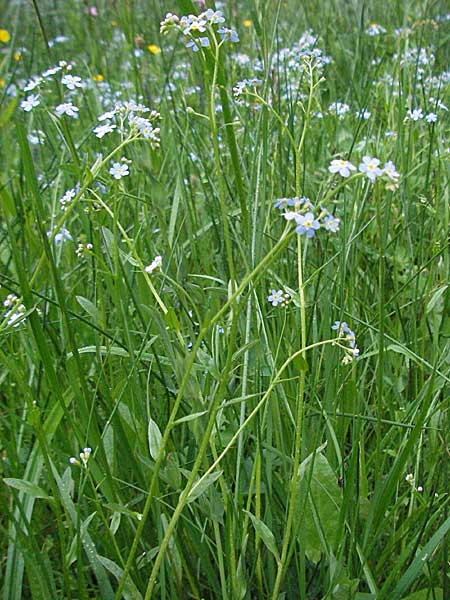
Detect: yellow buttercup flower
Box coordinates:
(111, 20, 118, 27)
(147, 44, 161, 55)
(14, 51, 21, 61)
(92, 74, 104, 82)
(0, 78, 5, 88)
(0, 29, 11, 43)
(243, 19, 252, 28)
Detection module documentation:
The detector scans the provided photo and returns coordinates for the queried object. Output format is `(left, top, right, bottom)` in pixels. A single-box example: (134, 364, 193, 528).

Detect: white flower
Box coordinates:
(47, 227, 73, 244)
(145, 255, 162, 273)
(324, 215, 340, 232)
(182, 15, 207, 35)
(328, 101, 350, 118)
(267, 289, 284, 307)
(407, 108, 424, 121)
(59, 188, 77, 210)
(20, 94, 40, 112)
(24, 77, 42, 92)
(109, 162, 130, 179)
(366, 23, 387, 36)
(55, 102, 79, 118)
(328, 159, 356, 178)
(42, 65, 62, 78)
(93, 123, 116, 138)
(79, 447, 92, 466)
(383, 161, 400, 182)
(359, 156, 382, 182)
(356, 109, 371, 120)
(61, 74, 84, 90)
(5, 305, 26, 328)
(202, 9, 225, 24)
(98, 110, 117, 121)
(425, 112, 437, 123)
(282, 211, 300, 221)
(3, 294, 18, 308)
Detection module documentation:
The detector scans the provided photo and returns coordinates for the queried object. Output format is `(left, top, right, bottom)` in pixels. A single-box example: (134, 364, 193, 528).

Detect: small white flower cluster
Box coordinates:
(20, 60, 73, 112)
(404, 101, 447, 124)
(76, 242, 93, 258)
(278, 31, 332, 73)
(3, 294, 26, 328)
(274, 197, 340, 238)
(233, 78, 263, 108)
(94, 102, 160, 147)
(405, 473, 423, 493)
(331, 321, 360, 364)
(69, 447, 92, 467)
(329, 157, 400, 185)
(328, 101, 350, 119)
(395, 47, 435, 81)
(160, 9, 239, 52)
(145, 255, 162, 274)
(267, 289, 290, 308)
(59, 187, 78, 211)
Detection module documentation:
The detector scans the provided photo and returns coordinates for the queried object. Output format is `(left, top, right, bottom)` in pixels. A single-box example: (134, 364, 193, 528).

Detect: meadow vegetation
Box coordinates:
(0, 0, 449, 598)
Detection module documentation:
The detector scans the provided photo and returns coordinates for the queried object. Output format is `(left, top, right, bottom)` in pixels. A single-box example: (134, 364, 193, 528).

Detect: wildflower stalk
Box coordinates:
(216, 68, 248, 235)
(272, 58, 315, 599)
(208, 37, 236, 284)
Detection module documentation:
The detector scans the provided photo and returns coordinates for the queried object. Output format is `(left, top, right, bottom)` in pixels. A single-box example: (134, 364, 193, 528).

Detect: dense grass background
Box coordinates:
(0, 0, 449, 598)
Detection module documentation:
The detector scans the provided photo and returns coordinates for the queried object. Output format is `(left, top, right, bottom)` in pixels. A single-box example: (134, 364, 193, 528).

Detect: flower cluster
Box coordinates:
(233, 78, 263, 108)
(19, 61, 83, 117)
(69, 447, 92, 467)
(278, 30, 332, 73)
(331, 321, 360, 364)
(328, 157, 400, 185)
(94, 102, 160, 147)
(160, 9, 239, 52)
(3, 294, 26, 328)
(405, 473, 423, 493)
(59, 187, 78, 211)
(274, 197, 340, 238)
(405, 105, 443, 124)
(76, 242, 93, 258)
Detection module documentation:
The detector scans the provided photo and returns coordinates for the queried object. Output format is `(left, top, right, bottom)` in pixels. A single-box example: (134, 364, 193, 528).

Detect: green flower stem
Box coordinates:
(208, 37, 236, 284)
(273, 59, 313, 599)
